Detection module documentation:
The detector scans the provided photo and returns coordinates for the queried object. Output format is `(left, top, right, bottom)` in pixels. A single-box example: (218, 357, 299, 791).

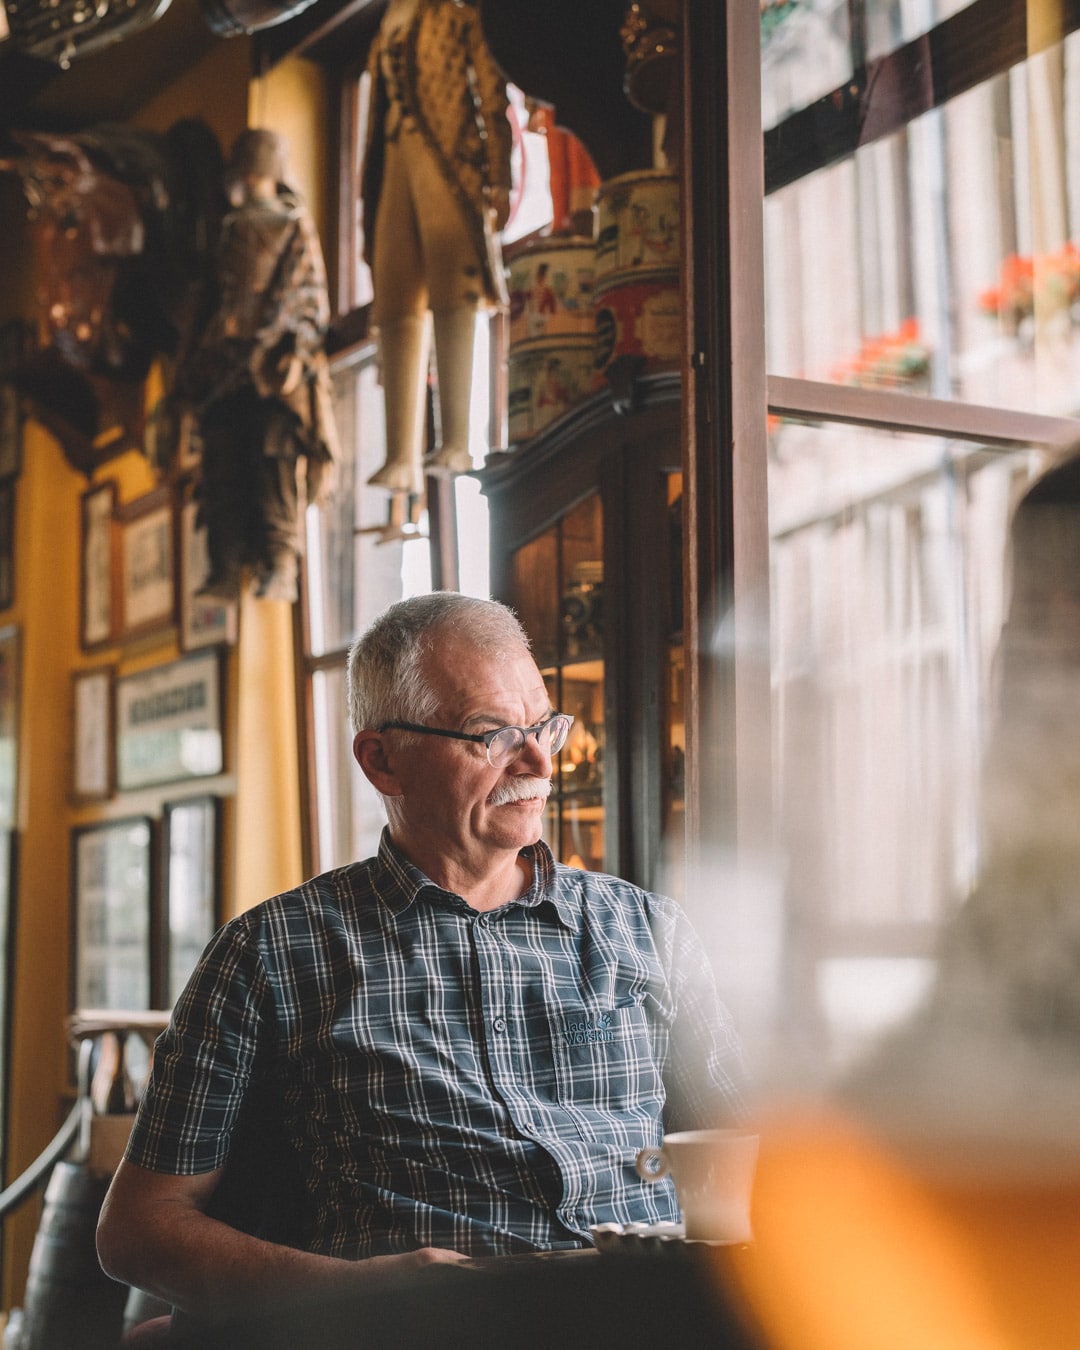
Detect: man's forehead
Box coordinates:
(425, 636, 545, 703)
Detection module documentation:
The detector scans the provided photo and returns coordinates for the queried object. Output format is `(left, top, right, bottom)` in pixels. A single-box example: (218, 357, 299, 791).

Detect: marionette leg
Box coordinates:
(250, 404, 302, 602)
(424, 305, 479, 475)
(366, 313, 432, 496)
(412, 143, 489, 478)
(196, 394, 261, 600)
(253, 452, 301, 602)
(368, 131, 430, 496)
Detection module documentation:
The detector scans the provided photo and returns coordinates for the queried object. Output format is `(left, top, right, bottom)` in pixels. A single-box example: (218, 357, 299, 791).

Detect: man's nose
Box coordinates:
(516, 727, 553, 771)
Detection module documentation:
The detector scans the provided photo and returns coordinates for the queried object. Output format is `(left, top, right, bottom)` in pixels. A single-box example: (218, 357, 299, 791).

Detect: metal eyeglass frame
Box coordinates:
(377, 712, 574, 767)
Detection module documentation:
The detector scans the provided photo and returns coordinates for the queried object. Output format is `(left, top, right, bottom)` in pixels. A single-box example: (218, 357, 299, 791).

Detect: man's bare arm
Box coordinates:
(97, 1158, 466, 1318)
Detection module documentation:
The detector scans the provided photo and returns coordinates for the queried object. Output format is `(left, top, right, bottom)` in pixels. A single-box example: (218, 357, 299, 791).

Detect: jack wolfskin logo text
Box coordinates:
(563, 1013, 614, 1046)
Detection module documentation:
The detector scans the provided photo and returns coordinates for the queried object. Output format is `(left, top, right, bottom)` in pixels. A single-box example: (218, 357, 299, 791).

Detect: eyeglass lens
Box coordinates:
(487, 715, 571, 767)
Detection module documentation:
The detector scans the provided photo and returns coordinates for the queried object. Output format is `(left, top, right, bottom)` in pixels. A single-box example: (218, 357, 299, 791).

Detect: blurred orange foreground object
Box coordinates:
(719, 1109, 1080, 1350)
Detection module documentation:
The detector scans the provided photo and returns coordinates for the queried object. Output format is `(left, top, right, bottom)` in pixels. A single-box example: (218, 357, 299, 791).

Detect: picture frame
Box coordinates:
(71, 666, 115, 803)
(115, 650, 223, 791)
(178, 499, 237, 652)
(0, 628, 18, 831)
(161, 796, 221, 1005)
(0, 483, 14, 612)
(0, 385, 21, 481)
(80, 481, 117, 651)
(117, 486, 176, 642)
(71, 816, 154, 1012)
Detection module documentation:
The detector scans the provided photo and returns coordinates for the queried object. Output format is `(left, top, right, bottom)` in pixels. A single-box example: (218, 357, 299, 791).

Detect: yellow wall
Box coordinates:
(0, 37, 328, 1306)
(251, 56, 333, 240)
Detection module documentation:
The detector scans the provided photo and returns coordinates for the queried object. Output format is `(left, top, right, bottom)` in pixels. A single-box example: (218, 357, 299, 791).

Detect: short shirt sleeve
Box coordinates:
(125, 916, 273, 1175)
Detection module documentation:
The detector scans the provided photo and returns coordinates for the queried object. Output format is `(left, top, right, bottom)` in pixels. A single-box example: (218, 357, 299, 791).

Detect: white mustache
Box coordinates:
(487, 777, 552, 807)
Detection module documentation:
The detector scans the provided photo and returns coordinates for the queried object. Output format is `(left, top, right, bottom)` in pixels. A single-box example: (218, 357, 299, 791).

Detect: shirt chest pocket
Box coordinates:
(546, 1003, 665, 1118)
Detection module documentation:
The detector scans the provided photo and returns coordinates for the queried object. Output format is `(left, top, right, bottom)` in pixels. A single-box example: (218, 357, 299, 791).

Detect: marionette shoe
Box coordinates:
(367, 460, 423, 495)
(422, 444, 475, 477)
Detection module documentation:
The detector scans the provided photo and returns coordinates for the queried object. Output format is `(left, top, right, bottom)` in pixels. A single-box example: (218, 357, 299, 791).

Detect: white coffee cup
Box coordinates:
(635, 1128, 760, 1243)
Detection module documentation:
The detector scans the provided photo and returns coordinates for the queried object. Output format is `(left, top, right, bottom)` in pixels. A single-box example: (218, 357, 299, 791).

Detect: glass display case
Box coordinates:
(479, 371, 683, 895)
(510, 492, 606, 870)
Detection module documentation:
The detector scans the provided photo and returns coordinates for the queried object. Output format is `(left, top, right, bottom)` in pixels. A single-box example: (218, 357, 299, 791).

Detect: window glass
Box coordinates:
(761, 0, 853, 131)
(863, 0, 981, 62)
(311, 665, 387, 872)
(743, 417, 1052, 1082)
(765, 35, 1080, 419)
(306, 348, 431, 660)
(303, 313, 501, 869)
(304, 345, 433, 871)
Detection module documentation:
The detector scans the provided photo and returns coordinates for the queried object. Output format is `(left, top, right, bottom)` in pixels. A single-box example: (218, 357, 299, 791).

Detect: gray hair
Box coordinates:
(347, 592, 530, 734)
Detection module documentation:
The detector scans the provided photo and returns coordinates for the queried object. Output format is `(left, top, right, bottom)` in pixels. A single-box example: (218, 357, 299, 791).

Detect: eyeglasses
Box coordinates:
(378, 712, 574, 768)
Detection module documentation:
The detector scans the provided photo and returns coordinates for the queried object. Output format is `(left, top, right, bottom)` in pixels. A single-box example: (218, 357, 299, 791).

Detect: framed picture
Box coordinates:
(0, 483, 13, 612)
(0, 628, 18, 831)
(115, 651, 223, 791)
(71, 816, 153, 1011)
(80, 481, 117, 651)
(0, 385, 21, 481)
(179, 499, 237, 652)
(71, 667, 114, 803)
(117, 487, 176, 642)
(161, 796, 220, 1004)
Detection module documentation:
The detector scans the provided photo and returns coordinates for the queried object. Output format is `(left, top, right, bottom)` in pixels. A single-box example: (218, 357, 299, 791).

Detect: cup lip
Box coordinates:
(661, 1128, 760, 1144)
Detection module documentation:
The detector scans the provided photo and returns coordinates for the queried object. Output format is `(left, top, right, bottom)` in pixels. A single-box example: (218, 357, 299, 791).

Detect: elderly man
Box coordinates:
(97, 592, 747, 1319)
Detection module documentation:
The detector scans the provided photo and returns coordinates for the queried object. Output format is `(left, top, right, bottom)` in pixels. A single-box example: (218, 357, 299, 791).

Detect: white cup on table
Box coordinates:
(635, 1128, 760, 1243)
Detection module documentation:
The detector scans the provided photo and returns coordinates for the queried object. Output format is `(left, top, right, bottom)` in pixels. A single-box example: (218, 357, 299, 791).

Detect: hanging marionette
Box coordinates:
(176, 129, 339, 602)
(360, 0, 513, 495)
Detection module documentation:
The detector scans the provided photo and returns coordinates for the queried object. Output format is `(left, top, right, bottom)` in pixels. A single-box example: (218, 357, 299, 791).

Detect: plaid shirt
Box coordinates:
(127, 833, 748, 1257)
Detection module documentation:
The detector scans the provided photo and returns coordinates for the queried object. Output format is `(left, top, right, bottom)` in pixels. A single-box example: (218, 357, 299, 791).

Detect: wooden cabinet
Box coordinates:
(478, 372, 684, 895)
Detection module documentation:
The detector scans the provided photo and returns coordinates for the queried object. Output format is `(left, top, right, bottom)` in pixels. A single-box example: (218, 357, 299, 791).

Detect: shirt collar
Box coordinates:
(374, 830, 580, 930)
(516, 839, 580, 931)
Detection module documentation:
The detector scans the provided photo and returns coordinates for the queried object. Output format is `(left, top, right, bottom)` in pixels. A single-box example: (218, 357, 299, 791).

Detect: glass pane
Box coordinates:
(513, 493, 605, 870)
(308, 348, 432, 659)
(165, 800, 217, 1004)
(764, 29, 1080, 420)
(761, 0, 853, 132)
(559, 495, 604, 662)
(307, 337, 496, 872)
(455, 474, 492, 599)
(734, 418, 1054, 1085)
(664, 473, 685, 898)
(311, 666, 386, 872)
(513, 531, 561, 669)
(555, 661, 605, 871)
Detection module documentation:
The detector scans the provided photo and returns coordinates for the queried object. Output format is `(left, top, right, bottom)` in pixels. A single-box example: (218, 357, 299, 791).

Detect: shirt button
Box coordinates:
(478, 915, 490, 928)
(492, 1016, 506, 1033)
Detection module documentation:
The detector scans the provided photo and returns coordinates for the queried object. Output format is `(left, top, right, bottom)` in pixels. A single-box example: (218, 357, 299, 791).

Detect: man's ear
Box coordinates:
(353, 730, 403, 796)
